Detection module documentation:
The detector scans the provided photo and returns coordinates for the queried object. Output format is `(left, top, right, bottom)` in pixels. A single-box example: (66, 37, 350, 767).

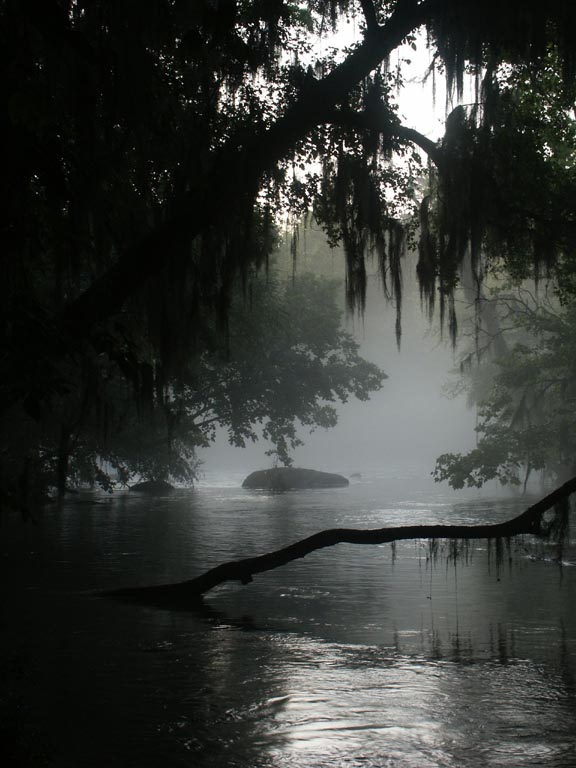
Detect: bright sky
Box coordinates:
(311, 20, 472, 142)
(394, 40, 447, 140)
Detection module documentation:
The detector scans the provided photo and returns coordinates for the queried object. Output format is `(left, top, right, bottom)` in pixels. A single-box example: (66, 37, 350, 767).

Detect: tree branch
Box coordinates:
(59, 0, 436, 340)
(359, 0, 379, 35)
(324, 106, 444, 167)
(102, 475, 576, 608)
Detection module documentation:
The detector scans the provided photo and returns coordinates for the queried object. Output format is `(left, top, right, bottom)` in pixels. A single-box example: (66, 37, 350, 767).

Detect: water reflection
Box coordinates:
(1, 475, 576, 766)
(146, 630, 576, 767)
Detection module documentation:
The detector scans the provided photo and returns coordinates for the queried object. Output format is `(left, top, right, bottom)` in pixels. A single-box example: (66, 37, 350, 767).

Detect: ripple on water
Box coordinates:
(234, 644, 574, 768)
(3, 478, 575, 768)
(148, 627, 576, 768)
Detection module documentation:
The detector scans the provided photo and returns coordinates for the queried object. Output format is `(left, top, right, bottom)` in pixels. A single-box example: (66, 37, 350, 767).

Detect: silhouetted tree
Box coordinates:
(3, 0, 576, 506)
(52, 271, 384, 491)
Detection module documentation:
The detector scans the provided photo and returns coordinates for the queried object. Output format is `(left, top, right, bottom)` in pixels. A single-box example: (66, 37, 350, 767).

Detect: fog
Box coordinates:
(198, 253, 477, 479)
(194, 41, 483, 480)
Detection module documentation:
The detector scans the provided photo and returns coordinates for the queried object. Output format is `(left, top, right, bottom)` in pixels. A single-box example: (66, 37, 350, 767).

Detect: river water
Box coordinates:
(1, 470, 576, 767)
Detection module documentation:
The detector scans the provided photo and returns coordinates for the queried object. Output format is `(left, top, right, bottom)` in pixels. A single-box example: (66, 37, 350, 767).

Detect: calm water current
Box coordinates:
(1, 471, 576, 767)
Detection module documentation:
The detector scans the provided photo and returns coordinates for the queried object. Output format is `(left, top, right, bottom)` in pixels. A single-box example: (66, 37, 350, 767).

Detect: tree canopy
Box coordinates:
(3, 0, 576, 503)
(434, 283, 576, 490)
(432, 49, 576, 491)
(57, 270, 384, 493)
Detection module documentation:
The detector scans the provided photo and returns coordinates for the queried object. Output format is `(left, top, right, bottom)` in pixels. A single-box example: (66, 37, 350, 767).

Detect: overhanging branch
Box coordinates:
(59, 0, 436, 340)
(103, 475, 576, 608)
(324, 106, 444, 167)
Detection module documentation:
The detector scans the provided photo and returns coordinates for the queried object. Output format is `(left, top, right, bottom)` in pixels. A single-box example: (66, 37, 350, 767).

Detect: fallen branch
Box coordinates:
(102, 476, 576, 608)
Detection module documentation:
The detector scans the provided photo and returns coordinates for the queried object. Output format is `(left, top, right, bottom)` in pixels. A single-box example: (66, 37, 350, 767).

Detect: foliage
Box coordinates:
(433, 49, 576, 490)
(22, 271, 385, 492)
(418, 49, 576, 336)
(187, 272, 386, 466)
(434, 288, 576, 489)
(3, 0, 576, 504)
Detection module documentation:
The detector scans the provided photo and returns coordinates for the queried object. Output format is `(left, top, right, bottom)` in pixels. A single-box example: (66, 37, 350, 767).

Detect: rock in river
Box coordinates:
(129, 479, 175, 494)
(242, 467, 349, 490)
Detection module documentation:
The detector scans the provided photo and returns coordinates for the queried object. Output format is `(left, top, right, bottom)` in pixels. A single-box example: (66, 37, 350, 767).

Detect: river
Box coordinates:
(1, 470, 575, 767)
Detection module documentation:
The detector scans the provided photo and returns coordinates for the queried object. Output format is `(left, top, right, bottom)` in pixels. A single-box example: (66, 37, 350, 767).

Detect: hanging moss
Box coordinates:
(4, 0, 576, 500)
(104, 474, 576, 606)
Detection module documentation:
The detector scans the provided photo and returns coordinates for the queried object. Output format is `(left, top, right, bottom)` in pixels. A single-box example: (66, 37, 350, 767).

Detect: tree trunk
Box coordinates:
(102, 475, 576, 609)
(56, 428, 71, 498)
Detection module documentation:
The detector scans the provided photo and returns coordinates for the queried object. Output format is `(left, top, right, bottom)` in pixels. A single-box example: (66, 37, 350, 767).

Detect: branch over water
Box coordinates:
(103, 476, 576, 608)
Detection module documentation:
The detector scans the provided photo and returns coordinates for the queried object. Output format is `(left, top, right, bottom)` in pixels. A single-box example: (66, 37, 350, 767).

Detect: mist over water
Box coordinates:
(4, 256, 574, 766)
(199, 261, 476, 478)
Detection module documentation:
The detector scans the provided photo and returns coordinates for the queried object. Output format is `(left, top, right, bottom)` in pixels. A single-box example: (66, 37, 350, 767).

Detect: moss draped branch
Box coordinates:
(59, 0, 435, 340)
(103, 475, 576, 608)
(324, 107, 444, 168)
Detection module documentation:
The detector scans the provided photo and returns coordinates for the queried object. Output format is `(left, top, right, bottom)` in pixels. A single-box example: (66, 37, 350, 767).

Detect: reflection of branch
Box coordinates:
(103, 475, 576, 607)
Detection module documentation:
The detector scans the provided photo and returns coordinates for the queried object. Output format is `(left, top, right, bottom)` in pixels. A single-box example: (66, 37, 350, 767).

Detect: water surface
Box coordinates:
(1, 471, 575, 766)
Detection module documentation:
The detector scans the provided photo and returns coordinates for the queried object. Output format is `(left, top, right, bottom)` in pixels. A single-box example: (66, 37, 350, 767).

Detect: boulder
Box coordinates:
(242, 467, 349, 490)
(129, 479, 175, 494)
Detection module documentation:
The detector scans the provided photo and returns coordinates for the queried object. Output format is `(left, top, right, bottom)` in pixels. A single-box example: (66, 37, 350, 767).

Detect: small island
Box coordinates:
(242, 467, 349, 491)
(129, 479, 175, 494)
